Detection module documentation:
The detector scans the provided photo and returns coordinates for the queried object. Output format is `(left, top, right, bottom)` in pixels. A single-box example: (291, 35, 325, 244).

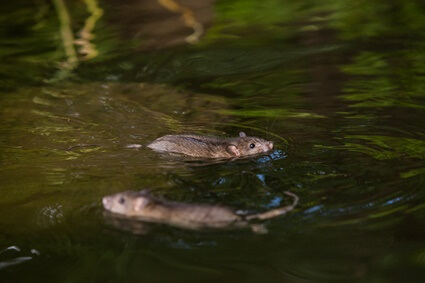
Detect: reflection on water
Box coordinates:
(0, 0, 425, 282)
(0, 246, 40, 270)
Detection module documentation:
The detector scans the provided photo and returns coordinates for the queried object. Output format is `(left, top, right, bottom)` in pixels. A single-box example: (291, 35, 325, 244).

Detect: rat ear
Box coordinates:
(226, 145, 241, 157)
(134, 197, 149, 211)
(239, 132, 246, 137)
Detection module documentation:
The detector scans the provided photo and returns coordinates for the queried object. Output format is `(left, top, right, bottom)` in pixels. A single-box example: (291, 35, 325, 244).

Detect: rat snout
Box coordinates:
(261, 141, 273, 152)
(102, 196, 112, 210)
(267, 141, 273, 151)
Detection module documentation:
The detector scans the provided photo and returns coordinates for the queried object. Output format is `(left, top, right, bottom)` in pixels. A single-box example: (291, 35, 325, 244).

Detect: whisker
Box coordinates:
(266, 116, 269, 139)
(270, 116, 278, 132)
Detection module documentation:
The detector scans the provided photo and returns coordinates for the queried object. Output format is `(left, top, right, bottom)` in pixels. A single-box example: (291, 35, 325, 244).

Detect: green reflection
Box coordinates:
(1, 0, 425, 282)
(316, 135, 425, 160)
(340, 51, 425, 109)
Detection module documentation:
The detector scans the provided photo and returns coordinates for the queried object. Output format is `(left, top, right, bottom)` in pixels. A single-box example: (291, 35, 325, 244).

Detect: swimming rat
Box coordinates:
(102, 190, 298, 233)
(147, 132, 274, 158)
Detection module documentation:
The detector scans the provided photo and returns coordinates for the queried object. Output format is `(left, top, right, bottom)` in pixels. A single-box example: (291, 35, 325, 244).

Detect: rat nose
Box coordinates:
(268, 141, 273, 150)
(102, 196, 111, 209)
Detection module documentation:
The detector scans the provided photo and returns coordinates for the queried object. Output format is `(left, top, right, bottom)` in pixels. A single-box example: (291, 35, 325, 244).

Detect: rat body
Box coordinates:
(147, 132, 273, 158)
(102, 190, 298, 233)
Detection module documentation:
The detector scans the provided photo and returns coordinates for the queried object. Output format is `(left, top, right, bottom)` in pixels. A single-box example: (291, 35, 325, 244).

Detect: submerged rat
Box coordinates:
(102, 190, 298, 233)
(147, 132, 273, 158)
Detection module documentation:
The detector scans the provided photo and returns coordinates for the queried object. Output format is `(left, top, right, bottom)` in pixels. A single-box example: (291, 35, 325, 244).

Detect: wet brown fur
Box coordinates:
(102, 190, 298, 232)
(147, 132, 273, 158)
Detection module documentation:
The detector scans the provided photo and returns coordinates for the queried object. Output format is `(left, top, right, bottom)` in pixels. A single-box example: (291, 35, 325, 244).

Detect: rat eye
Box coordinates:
(249, 143, 255, 149)
(118, 197, 126, 205)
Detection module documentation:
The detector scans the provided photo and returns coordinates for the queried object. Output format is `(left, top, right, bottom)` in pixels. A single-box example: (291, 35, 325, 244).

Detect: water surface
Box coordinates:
(1, 0, 425, 282)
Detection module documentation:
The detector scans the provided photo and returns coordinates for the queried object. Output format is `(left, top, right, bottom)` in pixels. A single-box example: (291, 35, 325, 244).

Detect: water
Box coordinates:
(1, 0, 425, 282)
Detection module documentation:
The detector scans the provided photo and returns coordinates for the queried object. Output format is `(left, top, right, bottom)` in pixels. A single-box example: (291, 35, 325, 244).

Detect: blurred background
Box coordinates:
(1, 0, 424, 282)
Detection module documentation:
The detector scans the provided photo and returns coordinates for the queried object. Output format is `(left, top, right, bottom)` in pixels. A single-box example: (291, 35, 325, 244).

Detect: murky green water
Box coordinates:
(1, 0, 425, 282)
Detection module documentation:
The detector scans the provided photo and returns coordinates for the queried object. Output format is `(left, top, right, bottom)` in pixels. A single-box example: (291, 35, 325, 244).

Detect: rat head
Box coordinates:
(102, 190, 154, 216)
(226, 132, 274, 157)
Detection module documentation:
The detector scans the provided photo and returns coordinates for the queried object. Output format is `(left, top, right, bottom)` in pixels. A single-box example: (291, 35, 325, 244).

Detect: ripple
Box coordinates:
(0, 246, 40, 270)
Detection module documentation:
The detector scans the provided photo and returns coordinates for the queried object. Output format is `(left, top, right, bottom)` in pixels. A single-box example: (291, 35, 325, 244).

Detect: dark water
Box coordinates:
(1, 0, 425, 282)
